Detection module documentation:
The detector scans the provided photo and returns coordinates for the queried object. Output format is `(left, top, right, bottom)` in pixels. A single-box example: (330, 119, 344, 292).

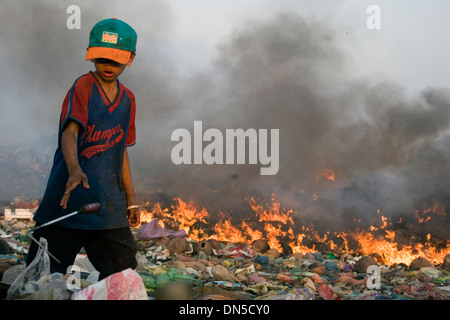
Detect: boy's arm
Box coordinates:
(122, 148, 140, 227)
(60, 120, 90, 209)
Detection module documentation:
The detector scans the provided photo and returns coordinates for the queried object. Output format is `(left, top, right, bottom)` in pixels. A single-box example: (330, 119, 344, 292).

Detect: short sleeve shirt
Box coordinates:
(34, 72, 136, 230)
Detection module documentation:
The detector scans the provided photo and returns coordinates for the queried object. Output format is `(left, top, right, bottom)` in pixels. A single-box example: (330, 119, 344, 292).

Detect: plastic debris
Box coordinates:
(72, 268, 147, 300)
(137, 219, 187, 240)
(1, 213, 450, 301)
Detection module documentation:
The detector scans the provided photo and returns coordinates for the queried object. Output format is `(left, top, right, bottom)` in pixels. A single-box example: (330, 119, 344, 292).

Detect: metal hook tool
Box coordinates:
(26, 203, 101, 264)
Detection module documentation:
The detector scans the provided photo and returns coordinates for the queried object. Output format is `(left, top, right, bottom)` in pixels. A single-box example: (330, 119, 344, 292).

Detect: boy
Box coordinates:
(27, 18, 141, 280)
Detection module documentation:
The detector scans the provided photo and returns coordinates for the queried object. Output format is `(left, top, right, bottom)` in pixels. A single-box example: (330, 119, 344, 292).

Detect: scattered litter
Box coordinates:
(1, 211, 449, 301)
(137, 219, 187, 240)
(72, 268, 147, 300)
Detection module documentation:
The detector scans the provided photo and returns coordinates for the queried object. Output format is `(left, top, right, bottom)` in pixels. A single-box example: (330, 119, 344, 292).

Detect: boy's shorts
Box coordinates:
(26, 224, 138, 280)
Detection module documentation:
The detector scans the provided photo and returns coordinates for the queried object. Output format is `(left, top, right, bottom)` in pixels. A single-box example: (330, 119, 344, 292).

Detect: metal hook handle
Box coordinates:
(27, 203, 100, 264)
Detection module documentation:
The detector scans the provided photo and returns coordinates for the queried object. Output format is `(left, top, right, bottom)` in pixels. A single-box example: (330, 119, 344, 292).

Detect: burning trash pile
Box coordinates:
(0, 196, 449, 301)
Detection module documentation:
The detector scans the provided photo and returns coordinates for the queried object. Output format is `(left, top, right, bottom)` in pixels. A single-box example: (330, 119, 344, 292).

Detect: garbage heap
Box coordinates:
(1, 213, 449, 301)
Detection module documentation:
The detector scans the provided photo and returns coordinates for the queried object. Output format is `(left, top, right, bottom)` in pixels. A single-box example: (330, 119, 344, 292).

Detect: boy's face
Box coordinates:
(93, 58, 127, 84)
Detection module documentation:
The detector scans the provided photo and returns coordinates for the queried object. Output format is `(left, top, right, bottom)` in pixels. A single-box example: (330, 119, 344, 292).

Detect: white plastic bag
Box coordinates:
(6, 237, 51, 300)
(71, 268, 148, 300)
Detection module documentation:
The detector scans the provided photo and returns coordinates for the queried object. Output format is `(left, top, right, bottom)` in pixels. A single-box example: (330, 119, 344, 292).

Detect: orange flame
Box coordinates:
(351, 229, 449, 265)
(415, 200, 446, 223)
(138, 196, 449, 266)
(317, 169, 336, 182)
(209, 219, 247, 243)
(249, 195, 294, 224)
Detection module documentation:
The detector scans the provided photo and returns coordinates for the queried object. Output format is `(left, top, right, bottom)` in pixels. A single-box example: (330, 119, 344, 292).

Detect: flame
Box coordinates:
(171, 197, 209, 226)
(263, 224, 285, 251)
(137, 198, 209, 238)
(210, 219, 247, 243)
(249, 195, 294, 224)
(351, 229, 449, 265)
(289, 232, 315, 254)
(138, 206, 157, 226)
(415, 200, 446, 223)
(242, 221, 264, 242)
(138, 196, 449, 266)
(317, 169, 336, 182)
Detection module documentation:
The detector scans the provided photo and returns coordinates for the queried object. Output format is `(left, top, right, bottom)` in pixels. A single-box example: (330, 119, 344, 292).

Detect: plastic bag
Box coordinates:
(6, 237, 51, 300)
(137, 219, 187, 240)
(139, 268, 200, 291)
(71, 268, 148, 300)
(22, 273, 73, 300)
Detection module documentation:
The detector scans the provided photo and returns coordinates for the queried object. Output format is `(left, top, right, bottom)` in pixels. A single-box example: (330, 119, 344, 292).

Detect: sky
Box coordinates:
(161, 0, 450, 92)
(1, 0, 450, 144)
(1, 0, 449, 230)
(0, 0, 450, 144)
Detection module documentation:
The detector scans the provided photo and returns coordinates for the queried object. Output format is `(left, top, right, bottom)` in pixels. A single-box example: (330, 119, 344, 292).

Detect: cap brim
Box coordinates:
(85, 47, 133, 66)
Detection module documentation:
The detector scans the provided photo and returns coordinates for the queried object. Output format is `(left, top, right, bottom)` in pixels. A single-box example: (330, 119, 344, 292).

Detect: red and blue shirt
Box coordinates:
(34, 72, 136, 230)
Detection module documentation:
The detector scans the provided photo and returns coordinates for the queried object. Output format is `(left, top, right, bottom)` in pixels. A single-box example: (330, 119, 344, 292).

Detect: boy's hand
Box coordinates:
(127, 207, 140, 228)
(60, 167, 90, 209)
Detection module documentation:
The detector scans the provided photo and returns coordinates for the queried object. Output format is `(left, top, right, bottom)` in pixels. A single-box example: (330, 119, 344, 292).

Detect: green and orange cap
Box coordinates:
(85, 18, 137, 66)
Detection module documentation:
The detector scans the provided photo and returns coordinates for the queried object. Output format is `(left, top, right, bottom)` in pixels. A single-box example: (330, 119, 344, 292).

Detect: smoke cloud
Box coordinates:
(1, 1, 449, 233)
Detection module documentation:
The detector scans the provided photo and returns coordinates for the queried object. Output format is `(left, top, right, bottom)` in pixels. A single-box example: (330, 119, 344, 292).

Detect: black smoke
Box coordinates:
(134, 12, 450, 233)
(1, 2, 449, 235)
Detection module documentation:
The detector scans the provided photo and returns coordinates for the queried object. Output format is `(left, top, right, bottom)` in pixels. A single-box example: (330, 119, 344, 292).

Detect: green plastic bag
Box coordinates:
(139, 268, 200, 291)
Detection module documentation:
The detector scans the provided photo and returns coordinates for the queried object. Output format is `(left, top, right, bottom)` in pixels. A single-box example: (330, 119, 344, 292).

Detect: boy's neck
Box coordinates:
(93, 71, 118, 101)
(93, 72, 117, 89)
